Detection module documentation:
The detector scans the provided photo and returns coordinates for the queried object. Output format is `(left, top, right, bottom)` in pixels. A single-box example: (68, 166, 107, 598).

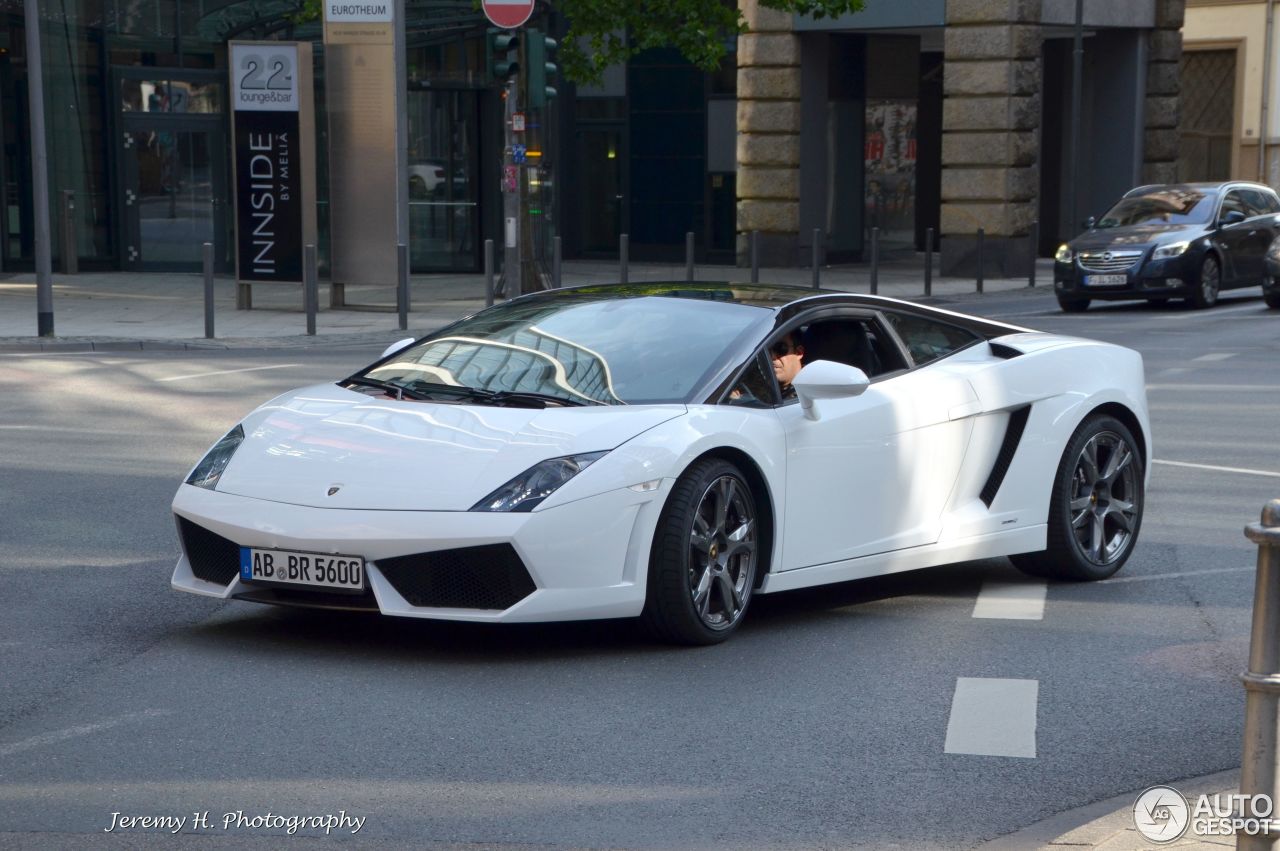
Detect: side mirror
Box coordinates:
(792, 360, 870, 421)
(1082, 216, 1097, 230)
(380, 337, 415, 359)
(1219, 210, 1247, 227)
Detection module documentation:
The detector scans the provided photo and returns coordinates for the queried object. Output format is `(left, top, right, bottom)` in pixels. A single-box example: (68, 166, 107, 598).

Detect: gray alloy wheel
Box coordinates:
(1190, 255, 1220, 309)
(1012, 415, 1144, 581)
(642, 458, 759, 645)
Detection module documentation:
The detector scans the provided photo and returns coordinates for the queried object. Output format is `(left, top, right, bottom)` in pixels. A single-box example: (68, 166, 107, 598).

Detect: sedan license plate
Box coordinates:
(239, 547, 365, 591)
(1085, 274, 1128, 287)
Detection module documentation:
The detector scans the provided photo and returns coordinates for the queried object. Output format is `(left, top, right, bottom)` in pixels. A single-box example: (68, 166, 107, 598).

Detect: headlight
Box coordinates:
(185, 425, 245, 490)
(471, 451, 608, 512)
(1152, 241, 1190, 259)
(1054, 244, 1073, 263)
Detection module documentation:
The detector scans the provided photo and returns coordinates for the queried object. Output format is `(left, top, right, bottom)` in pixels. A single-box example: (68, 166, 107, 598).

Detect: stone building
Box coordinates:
(736, 0, 1188, 275)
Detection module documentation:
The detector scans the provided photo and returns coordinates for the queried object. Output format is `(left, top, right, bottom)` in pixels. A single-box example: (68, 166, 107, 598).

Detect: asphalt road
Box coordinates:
(0, 288, 1277, 848)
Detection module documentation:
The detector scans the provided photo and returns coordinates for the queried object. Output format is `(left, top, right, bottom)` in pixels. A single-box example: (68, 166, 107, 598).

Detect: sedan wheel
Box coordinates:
(1012, 415, 1144, 581)
(1265, 276, 1280, 309)
(1190, 255, 1220, 309)
(642, 458, 759, 645)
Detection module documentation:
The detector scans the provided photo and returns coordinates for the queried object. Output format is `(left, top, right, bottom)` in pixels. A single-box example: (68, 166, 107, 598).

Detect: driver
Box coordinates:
(770, 332, 806, 399)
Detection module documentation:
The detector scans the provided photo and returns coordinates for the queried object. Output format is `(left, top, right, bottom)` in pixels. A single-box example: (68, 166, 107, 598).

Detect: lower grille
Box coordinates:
(377, 544, 536, 610)
(177, 517, 241, 586)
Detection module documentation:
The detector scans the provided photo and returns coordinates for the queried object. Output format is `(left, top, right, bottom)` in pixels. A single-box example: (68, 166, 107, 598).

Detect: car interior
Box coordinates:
(799, 318, 904, 377)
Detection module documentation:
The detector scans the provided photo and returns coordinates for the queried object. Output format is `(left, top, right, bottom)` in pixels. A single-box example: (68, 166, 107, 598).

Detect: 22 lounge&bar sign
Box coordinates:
(229, 42, 317, 297)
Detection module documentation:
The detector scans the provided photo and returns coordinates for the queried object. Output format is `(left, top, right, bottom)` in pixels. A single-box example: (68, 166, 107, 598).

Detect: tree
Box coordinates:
(555, 0, 863, 83)
(296, 0, 867, 83)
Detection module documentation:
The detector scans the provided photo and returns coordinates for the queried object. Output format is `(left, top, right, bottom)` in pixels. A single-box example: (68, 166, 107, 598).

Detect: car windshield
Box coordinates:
(361, 293, 773, 405)
(1096, 188, 1215, 228)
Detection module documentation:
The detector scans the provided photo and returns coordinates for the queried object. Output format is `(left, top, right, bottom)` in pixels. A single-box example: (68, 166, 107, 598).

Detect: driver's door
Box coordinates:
(777, 317, 980, 570)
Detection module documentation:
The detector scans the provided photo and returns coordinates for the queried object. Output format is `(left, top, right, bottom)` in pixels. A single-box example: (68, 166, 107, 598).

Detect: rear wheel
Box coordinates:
(1057, 295, 1090, 313)
(1189, 255, 1221, 309)
(1266, 291, 1280, 310)
(1012, 415, 1144, 581)
(641, 458, 759, 645)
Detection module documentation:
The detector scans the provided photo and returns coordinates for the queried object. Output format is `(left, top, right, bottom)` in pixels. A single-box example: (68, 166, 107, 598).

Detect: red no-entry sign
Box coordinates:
(483, 0, 534, 29)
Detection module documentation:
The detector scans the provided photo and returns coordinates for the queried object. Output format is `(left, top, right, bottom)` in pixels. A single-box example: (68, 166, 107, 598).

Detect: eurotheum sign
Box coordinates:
(229, 42, 316, 285)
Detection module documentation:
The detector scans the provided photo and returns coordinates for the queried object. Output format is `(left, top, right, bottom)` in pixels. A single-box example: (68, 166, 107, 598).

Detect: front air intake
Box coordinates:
(177, 516, 241, 586)
(377, 544, 536, 610)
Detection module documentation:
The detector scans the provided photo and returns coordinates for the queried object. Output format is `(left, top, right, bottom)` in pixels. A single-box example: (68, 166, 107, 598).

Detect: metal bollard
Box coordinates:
(870, 227, 880, 296)
(61, 190, 78, 275)
(924, 227, 934, 297)
(396, 242, 409, 331)
(686, 231, 695, 282)
(812, 228, 821, 290)
(484, 239, 495, 307)
(976, 227, 985, 294)
(620, 233, 629, 285)
(202, 242, 214, 339)
(304, 243, 317, 336)
(553, 235, 562, 289)
(1239, 500, 1280, 851)
(1029, 220, 1039, 288)
(751, 230, 760, 284)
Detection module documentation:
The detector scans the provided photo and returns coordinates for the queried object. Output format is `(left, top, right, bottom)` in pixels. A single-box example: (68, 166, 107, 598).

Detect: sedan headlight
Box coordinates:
(1152, 241, 1190, 259)
(1054, 244, 1073, 263)
(471, 451, 608, 512)
(185, 425, 245, 490)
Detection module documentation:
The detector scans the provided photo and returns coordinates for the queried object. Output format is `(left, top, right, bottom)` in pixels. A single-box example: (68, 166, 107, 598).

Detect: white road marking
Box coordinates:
(944, 678, 1038, 758)
(0, 709, 171, 758)
(1153, 459, 1280, 479)
(1192, 352, 1236, 362)
(1160, 303, 1261, 321)
(156, 364, 299, 382)
(1099, 567, 1253, 585)
(972, 580, 1047, 620)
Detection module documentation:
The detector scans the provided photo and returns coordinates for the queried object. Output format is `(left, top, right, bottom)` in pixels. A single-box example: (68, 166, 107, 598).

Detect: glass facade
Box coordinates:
(0, 1, 518, 274)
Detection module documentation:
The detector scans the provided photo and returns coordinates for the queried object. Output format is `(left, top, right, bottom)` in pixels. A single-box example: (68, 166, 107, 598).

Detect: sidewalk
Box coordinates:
(0, 256, 1054, 351)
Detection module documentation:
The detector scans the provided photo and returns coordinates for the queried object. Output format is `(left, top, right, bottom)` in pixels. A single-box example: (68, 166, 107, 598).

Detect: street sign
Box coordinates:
(512, 144, 527, 164)
(512, 112, 525, 132)
(482, 0, 534, 29)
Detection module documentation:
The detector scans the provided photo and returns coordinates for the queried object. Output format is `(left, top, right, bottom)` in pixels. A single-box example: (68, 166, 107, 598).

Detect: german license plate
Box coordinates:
(239, 547, 365, 591)
(1085, 274, 1127, 286)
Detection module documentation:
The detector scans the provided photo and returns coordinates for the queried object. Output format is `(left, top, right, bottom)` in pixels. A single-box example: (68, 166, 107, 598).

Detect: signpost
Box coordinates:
(482, 0, 535, 29)
(229, 42, 316, 310)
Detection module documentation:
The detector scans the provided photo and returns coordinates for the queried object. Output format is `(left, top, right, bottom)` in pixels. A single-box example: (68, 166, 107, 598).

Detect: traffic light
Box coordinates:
(526, 29, 558, 107)
(487, 28, 519, 81)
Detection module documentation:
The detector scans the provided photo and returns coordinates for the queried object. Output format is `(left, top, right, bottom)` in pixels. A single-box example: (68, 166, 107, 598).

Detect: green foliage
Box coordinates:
(556, 0, 864, 83)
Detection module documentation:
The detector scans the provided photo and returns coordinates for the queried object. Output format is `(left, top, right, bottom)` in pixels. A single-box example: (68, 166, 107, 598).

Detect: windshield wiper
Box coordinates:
(343, 377, 429, 401)
(402, 381, 592, 407)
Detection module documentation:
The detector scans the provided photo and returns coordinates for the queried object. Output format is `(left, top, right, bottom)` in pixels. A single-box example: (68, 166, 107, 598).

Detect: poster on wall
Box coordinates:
(864, 100, 917, 245)
(230, 41, 316, 287)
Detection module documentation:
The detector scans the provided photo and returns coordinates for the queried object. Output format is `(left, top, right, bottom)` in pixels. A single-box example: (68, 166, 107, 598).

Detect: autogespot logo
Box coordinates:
(1133, 786, 1190, 843)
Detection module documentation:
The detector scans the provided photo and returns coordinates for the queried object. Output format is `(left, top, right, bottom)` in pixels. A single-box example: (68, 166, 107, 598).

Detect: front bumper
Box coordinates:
(170, 481, 670, 622)
(1054, 253, 1198, 300)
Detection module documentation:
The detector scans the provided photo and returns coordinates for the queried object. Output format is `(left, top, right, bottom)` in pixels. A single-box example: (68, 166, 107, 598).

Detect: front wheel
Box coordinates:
(1057, 295, 1090, 313)
(641, 458, 760, 645)
(1012, 415, 1144, 581)
(1189, 255, 1221, 309)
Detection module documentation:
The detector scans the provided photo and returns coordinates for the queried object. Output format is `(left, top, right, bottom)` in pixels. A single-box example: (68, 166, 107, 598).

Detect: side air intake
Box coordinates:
(980, 406, 1031, 507)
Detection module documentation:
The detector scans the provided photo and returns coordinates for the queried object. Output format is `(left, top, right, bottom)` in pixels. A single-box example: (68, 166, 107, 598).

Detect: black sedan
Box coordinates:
(1053, 181, 1280, 312)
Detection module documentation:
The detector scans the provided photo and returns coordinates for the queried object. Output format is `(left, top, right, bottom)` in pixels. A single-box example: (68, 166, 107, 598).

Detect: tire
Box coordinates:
(1146, 297, 1171, 308)
(1057, 295, 1090, 313)
(1011, 415, 1144, 581)
(641, 458, 760, 645)
(1189, 255, 1221, 309)
(1266, 290, 1280, 310)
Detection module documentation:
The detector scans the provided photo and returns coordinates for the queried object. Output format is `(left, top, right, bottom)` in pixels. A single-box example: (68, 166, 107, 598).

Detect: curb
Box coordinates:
(976, 768, 1241, 850)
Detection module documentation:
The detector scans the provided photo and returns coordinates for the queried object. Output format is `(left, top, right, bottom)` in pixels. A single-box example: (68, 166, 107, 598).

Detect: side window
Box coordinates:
(1264, 191, 1280, 214)
(1221, 191, 1248, 221)
(884, 312, 981, 366)
(1241, 188, 1278, 217)
(798, 318, 906, 378)
(725, 352, 777, 408)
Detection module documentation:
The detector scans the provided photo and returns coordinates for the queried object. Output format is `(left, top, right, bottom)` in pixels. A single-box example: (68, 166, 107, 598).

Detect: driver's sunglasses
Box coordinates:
(771, 341, 797, 358)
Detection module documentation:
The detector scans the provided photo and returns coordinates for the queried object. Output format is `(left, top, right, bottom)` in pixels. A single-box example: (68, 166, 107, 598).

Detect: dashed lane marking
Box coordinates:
(0, 709, 171, 758)
(972, 580, 1047, 620)
(944, 678, 1038, 758)
(156, 364, 300, 382)
(1099, 567, 1253, 585)
(1153, 459, 1280, 479)
(1192, 352, 1236, 362)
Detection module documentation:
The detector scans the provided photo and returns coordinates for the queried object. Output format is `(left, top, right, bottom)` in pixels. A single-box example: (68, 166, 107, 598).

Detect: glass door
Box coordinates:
(407, 88, 480, 271)
(121, 127, 223, 271)
(576, 126, 625, 255)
